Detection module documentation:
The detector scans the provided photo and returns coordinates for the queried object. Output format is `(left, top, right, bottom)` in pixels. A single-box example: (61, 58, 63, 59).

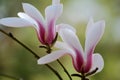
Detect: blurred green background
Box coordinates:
(0, 0, 120, 80)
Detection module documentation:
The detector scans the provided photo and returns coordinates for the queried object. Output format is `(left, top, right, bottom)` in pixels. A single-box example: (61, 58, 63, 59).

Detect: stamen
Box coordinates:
(51, 32, 58, 47)
(85, 67, 98, 77)
(71, 74, 82, 78)
(71, 73, 90, 80)
(39, 45, 47, 49)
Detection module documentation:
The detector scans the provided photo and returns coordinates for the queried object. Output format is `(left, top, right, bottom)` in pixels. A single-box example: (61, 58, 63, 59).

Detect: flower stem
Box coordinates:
(0, 73, 22, 80)
(71, 73, 89, 80)
(71, 68, 98, 80)
(45, 45, 72, 80)
(45, 64, 63, 80)
(0, 29, 63, 80)
(57, 59, 72, 80)
(8, 32, 40, 59)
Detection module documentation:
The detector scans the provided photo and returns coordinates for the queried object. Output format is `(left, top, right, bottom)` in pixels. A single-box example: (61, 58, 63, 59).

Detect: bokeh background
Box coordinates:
(0, 0, 120, 80)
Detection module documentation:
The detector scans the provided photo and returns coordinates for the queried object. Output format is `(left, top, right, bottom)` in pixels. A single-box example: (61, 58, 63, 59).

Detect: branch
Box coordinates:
(44, 44, 72, 80)
(57, 60, 72, 80)
(0, 29, 63, 80)
(0, 73, 22, 80)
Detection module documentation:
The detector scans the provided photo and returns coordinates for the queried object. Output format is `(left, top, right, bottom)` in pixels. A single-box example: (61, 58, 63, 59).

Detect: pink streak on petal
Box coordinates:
(36, 21, 46, 44)
(46, 19, 56, 44)
(72, 48, 84, 72)
(84, 46, 94, 73)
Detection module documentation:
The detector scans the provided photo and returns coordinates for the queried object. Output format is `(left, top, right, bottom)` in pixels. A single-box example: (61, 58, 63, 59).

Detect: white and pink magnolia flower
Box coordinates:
(38, 18, 105, 74)
(0, 0, 63, 45)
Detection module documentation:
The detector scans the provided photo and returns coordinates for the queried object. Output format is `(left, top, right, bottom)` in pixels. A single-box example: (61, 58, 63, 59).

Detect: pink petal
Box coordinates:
(52, 41, 84, 73)
(45, 3, 63, 44)
(72, 49, 84, 72)
(85, 20, 105, 54)
(0, 17, 32, 27)
(84, 20, 105, 72)
(37, 50, 70, 64)
(56, 24, 76, 33)
(22, 3, 47, 44)
(18, 12, 46, 44)
(22, 3, 44, 24)
(37, 26, 46, 45)
(59, 28, 84, 72)
(90, 53, 104, 73)
(54, 41, 84, 72)
(38, 41, 84, 72)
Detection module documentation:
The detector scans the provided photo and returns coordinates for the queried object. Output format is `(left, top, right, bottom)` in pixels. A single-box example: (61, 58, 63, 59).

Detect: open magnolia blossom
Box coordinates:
(38, 18, 105, 75)
(0, 0, 63, 45)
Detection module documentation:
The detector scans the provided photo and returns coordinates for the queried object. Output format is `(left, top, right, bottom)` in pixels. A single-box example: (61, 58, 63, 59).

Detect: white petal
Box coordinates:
(22, 3, 44, 24)
(0, 17, 32, 27)
(85, 20, 105, 57)
(44, 3, 63, 45)
(54, 41, 71, 50)
(37, 50, 69, 64)
(59, 28, 84, 56)
(54, 41, 75, 56)
(18, 12, 38, 29)
(86, 17, 94, 37)
(56, 24, 76, 33)
(45, 3, 63, 23)
(52, 0, 60, 5)
(90, 53, 104, 73)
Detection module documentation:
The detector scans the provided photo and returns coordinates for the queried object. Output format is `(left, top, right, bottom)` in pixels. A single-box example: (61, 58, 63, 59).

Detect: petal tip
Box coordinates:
(101, 20, 105, 27)
(56, 23, 76, 33)
(37, 59, 45, 65)
(22, 3, 27, 7)
(17, 12, 22, 16)
(22, 3, 28, 6)
(22, 3, 33, 10)
(89, 17, 94, 21)
(99, 20, 105, 32)
(52, 0, 60, 5)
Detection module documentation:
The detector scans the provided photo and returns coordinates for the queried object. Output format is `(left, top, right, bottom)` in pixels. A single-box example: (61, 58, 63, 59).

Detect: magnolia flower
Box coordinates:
(0, 0, 63, 45)
(38, 18, 105, 75)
